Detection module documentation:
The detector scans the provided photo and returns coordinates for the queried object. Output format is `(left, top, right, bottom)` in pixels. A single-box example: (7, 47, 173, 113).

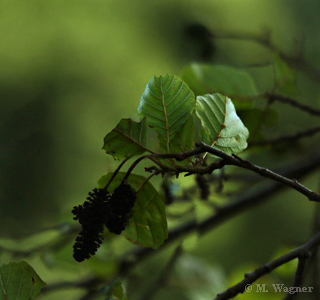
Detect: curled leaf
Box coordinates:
(196, 93, 249, 156)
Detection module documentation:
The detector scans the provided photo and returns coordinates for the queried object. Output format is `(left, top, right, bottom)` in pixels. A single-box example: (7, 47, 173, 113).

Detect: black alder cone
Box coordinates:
(72, 182, 136, 262)
(106, 183, 136, 234)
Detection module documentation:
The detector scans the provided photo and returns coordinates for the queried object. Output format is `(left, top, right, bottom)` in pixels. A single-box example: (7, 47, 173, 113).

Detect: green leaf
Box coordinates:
(0, 261, 46, 300)
(273, 53, 299, 95)
(158, 115, 195, 165)
(98, 172, 168, 249)
(181, 63, 258, 107)
(196, 94, 249, 155)
(138, 74, 195, 151)
(100, 278, 128, 300)
(102, 118, 149, 160)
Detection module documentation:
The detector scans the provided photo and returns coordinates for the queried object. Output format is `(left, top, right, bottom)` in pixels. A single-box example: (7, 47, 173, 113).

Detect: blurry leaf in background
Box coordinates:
(238, 108, 279, 141)
(196, 93, 249, 156)
(102, 118, 148, 160)
(181, 63, 258, 107)
(138, 74, 195, 151)
(173, 254, 225, 300)
(98, 172, 168, 249)
(273, 53, 299, 95)
(100, 277, 127, 300)
(0, 261, 46, 300)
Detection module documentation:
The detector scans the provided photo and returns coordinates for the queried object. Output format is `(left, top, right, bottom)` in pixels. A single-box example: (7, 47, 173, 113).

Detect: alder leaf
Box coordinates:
(138, 74, 195, 152)
(0, 261, 46, 300)
(98, 172, 168, 249)
(158, 115, 195, 165)
(102, 118, 150, 160)
(196, 93, 249, 156)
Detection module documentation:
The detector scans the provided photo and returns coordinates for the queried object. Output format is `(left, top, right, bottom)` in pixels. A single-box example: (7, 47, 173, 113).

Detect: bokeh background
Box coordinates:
(1, 1, 320, 299)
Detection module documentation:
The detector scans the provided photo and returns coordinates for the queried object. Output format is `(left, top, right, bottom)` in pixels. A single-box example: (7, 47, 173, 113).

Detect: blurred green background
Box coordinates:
(0, 1, 320, 299)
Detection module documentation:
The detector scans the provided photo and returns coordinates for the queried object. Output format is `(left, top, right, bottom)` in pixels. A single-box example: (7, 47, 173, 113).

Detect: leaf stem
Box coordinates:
(103, 157, 130, 190)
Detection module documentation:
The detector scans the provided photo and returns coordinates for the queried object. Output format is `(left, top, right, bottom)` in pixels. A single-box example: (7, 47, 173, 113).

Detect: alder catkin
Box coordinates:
(72, 183, 136, 262)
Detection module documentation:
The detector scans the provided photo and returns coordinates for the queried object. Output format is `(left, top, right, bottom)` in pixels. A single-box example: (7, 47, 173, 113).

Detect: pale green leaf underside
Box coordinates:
(196, 93, 249, 155)
(138, 74, 195, 144)
(0, 261, 46, 300)
(102, 118, 148, 160)
(98, 172, 168, 249)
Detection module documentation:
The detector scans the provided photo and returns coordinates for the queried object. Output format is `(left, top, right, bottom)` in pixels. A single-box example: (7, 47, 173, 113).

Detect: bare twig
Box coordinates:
(130, 143, 319, 203)
(119, 151, 320, 276)
(266, 92, 320, 117)
(133, 144, 320, 202)
(197, 143, 320, 202)
(283, 256, 309, 300)
(40, 151, 320, 297)
(249, 125, 320, 147)
(214, 230, 320, 300)
(213, 30, 320, 82)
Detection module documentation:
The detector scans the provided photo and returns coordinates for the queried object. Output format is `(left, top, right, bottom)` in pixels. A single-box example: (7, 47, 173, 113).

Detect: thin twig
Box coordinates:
(214, 231, 320, 300)
(197, 143, 320, 202)
(40, 152, 320, 297)
(283, 256, 309, 300)
(128, 144, 320, 202)
(104, 157, 130, 190)
(119, 151, 320, 276)
(249, 126, 320, 147)
(213, 30, 320, 82)
(266, 92, 320, 117)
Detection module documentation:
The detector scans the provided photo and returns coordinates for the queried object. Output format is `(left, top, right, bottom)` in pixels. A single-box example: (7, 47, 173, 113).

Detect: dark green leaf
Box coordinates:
(103, 118, 149, 160)
(158, 115, 195, 165)
(0, 261, 46, 300)
(138, 74, 195, 152)
(196, 94, 249, 156)
(98, 172, 168, 249)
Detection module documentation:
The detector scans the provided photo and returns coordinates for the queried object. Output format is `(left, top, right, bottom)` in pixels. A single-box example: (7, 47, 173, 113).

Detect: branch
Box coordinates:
(196, 143, 320, 202)
(266, 92, 320, 117)
(119, 150, 320, 276)
(140, 143, 320, 202)
(249, 125, 320, 147)
(41, 151, 320, 297)
(283, 256, 308, 300)
(214, 230, 320, 300)
(213, 29, 320, 83)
